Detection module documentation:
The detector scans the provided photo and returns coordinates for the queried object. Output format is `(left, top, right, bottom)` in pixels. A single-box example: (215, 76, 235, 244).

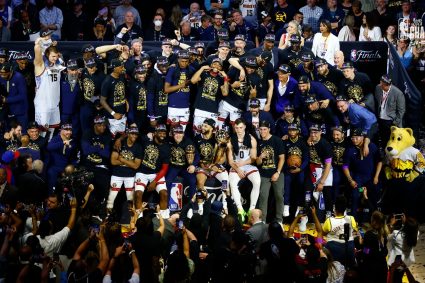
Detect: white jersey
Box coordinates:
(34, 62, 65, 111)
(234, 141, 251, 163)
(240, 0, 258, 27)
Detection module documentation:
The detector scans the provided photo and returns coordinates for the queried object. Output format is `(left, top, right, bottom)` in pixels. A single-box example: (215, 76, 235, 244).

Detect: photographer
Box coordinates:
(103, 242, 140, 283)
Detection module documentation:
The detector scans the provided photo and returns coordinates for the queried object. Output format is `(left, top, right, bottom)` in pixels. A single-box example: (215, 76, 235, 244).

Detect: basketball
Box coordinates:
(287, 154, 302, 168)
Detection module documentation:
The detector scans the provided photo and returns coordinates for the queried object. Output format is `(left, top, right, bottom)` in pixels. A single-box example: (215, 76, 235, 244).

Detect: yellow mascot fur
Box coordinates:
(385, 126, 425, 182)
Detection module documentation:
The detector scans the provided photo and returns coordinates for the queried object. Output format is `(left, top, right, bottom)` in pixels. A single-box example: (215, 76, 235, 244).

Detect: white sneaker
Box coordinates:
(299, 216, 308, 232)
(283, 205, 290, 217)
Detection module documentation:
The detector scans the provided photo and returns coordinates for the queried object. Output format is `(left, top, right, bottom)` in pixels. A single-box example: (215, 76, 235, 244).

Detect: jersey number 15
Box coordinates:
(49, 74, 58, 82)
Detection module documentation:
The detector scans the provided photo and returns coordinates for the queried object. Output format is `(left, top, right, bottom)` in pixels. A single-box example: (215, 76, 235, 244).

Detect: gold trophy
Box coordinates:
(186, 144, 195, 165)
(211, 129, 230, 172)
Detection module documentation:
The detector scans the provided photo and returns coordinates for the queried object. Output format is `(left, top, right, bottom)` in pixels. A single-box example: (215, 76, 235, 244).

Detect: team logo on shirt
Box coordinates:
(256, 68, 264, 79)
(137, 87, 147, 110)
(260, 145, 276, 169)
(309, 147, 321, 165)
(120, 149, 135, 161)
(28, 142, 40, 151)
(201, 77, 219, 101)
(333, 144, 345, 166)
(113, 81, 126, 107)
(171, 146, 186, 166)
(199, 142, 214, 163)
(178, 72, 190, 92)
(158, 90, 167, 106)
(275, 12, 287, 23)
(142, 145, 160, 169)
(323, 81, 337, 97)
(83, 78, 95, 101)
(288, 146, 302, 157)
(347, 85, 363, 103)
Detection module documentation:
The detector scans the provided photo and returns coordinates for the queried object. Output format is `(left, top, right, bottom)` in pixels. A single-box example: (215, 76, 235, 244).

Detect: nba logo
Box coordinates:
(169, 183, 183, 211)
(350, 49, 357, 62)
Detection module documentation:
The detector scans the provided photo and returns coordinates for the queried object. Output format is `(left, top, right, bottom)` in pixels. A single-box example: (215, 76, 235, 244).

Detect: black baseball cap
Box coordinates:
(85, 58, 96, 68)
(162, 38, 172, 46)
(309, 124, 321, 132)
(61, 123, 73, 130)
(301, 53, 313, 62)
(211, 57, 223, 66)
(0, 48, 8, 58)
(259, 120, 271, 128)
(341, 61, 354, 69)
(156, 56, 169, 67)
(93, 115, 106, 124)
(351, 128, 366, 137)
(67, 59, 78, 70)
(315, 58, 327, 67)
(234, 34, 246, 42)
(172, 125, 184, 134)
(277, 64, 291, 74)
(264, 34, 275, 42)
(110, 58, 124, 68)
(155, 124, 167, 132)
(194, 42, 205, 49)
(39, 29, 53, 37)
(332, 125, 344, 133)
(249, 98, 261, 108)
(260, 11, 270, 19)
(288, 123, 299, 130)
(217, 28, 229, 39)
(305, 95, 317, 104)
(244, 56, 257, 68)
(82, 44, 95, 53)
(298, 76, 310, 84)
(380, 74, 392, 84)
(127, 125, 139, 134)
(260, 50, 272, 63)
(0, 62, 11, 72)
(335, 95, 348, 102)
(134, 65, 147, 74)
(284, 104, 295, 111)
(289, 34, 301, 43)
(218, 41, 230, 49)
(203, 118, 216, 128)
(188, 47, 197, 55)
(178, 50, 190, 59)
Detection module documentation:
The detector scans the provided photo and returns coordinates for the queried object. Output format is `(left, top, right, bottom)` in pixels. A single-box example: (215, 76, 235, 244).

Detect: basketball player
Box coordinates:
(227, 118, 261, 222)
(33, 37, 65, 139)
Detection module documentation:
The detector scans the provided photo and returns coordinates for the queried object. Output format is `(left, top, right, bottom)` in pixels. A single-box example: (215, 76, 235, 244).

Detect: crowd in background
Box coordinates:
(0, 0, 424, 282)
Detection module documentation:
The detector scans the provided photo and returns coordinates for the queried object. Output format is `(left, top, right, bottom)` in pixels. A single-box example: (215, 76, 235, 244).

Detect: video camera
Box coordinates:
(59, 167, 94, 205)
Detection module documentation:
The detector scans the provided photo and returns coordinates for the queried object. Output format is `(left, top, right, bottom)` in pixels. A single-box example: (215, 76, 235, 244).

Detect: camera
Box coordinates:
(123, 238, 130, 250)
(196, 191, 205, 199)
(178, 219, 184, 230)
(89, 223, 100, 234)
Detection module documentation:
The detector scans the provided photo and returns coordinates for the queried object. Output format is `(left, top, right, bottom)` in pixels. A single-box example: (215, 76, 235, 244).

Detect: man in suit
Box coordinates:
(246, 208, 269, 280)
(243, 98, 275, 139)
(374, 74, 406, 146)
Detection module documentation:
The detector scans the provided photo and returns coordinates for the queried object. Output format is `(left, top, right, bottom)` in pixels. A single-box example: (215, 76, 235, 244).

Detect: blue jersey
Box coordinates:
(165, 65, 194, 109)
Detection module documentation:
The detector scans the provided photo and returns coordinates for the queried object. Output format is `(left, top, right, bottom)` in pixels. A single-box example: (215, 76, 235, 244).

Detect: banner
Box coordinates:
(387, 43, 422, 136)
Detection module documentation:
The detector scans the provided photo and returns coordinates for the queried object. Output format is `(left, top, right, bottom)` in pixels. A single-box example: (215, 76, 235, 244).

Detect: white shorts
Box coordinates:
(229, 164, 259, 175)
(193, 109, 218, 131)
(218, 101, 242, 123)
(108, 115, 127, 136)
(167, 107, 190, 125)
(35, 108, 60, 129)
(134, 172, 167, 193)
(247, 98, 267, 110)
(110, 175, 135, 192)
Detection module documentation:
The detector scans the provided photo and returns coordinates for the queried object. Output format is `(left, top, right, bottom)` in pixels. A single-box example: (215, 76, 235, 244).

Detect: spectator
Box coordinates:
(271, 0, 296, 34)
(320, 0, 345, 36)
(0, 13, 10, 41)
(302, 24, 314, 42)
(182, 2, 203, 29)
(278, 20, 303, 50)
(334, 50, 344, 70)
(340, 0, 353, 16)
(239, 0, 259, 29)
(338, 14, 356, 41)
(358, 211, 389, 283)
(347, 0, 364, 40)
(396, 0, 417, 39)
(178, 20, 199, 41)
(228, 9, 258, 45)
(90, 17, 114, 41)
(0, 0, 12, 30)
(299, 0, 323, 33)
(13, 0, 39, 32)
(312, 19, 340, 66)
(372, 0, 394, 33)
(11, 9, 33, 41)
(204, 0, 230, 15)
(63, 0, 90, 41)
(114, 11, 143, 45)
(16, 154, 47, 204)
(169, 4, 183, 30)
(359, 11, 382, 41)
(197, 14, 215, 41)
(397, 37, 413, 70)
(387, 214, 419, 270)
(383, 24, 397, 46)
(257, 10, 273, 44)
(113, 0, 141, 28)
(95, 5, 116, 33)
(144, 13, 175, 42)
(39, 0, 63, 41)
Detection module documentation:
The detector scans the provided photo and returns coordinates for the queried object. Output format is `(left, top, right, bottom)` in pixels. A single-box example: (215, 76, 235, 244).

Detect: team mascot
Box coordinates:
(384, 126, 425, 218)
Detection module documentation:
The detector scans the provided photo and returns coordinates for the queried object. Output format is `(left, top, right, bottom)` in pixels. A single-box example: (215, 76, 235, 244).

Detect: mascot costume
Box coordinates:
(384, 126, 425, 218)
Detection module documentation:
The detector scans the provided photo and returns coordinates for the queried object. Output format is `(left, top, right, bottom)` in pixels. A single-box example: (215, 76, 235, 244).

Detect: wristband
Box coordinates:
(110, 111, 116, 116)
(129, 249, 136, 257)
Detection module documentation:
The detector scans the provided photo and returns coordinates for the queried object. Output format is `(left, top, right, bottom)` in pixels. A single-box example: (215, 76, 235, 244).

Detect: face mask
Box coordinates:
(154, 20, 162, 27)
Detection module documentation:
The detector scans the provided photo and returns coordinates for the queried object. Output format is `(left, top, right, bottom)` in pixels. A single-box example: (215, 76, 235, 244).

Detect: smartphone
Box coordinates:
(178, 219, 184, 230)
(90, 223, 100, 234)
(221, 180, 228, 192)
(300, 234, 308, 245)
